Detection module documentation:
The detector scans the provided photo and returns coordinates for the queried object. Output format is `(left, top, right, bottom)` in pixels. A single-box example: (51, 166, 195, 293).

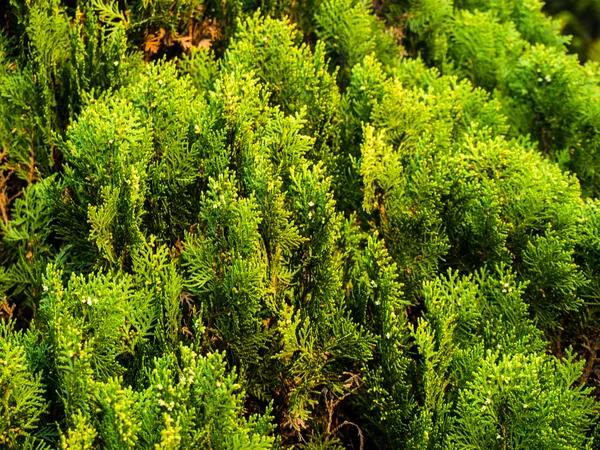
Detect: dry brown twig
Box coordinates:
(0, 147, 21, 227)
(322, 372, 365, 450)
(579, 333, 600, 387)
(143, 16, 219, 60)
(0, 297, 16, 322)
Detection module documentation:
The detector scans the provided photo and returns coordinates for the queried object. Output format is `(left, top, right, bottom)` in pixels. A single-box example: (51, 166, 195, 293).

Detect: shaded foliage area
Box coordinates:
(544, 0, 600, 62)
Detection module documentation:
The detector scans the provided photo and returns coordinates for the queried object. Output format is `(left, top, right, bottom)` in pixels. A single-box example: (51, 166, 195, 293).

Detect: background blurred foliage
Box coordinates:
(545, 0, 600, 61)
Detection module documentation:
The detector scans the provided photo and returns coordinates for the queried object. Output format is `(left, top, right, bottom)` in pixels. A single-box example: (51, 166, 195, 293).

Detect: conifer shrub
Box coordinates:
(1, 0, 600, 448)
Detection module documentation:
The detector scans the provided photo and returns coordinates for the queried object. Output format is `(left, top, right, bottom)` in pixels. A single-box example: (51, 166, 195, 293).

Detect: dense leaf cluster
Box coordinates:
(2, 0, 600, 448)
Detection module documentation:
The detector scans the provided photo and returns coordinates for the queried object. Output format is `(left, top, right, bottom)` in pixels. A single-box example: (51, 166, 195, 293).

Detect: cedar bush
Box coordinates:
(2, 0, 600, 448)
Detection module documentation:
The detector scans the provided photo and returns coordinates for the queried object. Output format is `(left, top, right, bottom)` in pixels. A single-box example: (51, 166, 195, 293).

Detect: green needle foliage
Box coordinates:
(1, 0, 600, 448)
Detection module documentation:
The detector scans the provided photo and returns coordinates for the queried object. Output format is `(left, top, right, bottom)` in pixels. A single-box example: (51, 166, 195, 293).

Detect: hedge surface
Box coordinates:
(2, 0, 600, 448)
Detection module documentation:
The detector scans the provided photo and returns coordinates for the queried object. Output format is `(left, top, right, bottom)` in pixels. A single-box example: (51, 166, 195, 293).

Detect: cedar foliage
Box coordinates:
(1, 0, 600, 448)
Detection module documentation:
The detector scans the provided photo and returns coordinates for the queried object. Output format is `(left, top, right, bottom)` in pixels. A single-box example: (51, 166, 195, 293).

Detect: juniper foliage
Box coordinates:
(1, 0, 600, 448)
